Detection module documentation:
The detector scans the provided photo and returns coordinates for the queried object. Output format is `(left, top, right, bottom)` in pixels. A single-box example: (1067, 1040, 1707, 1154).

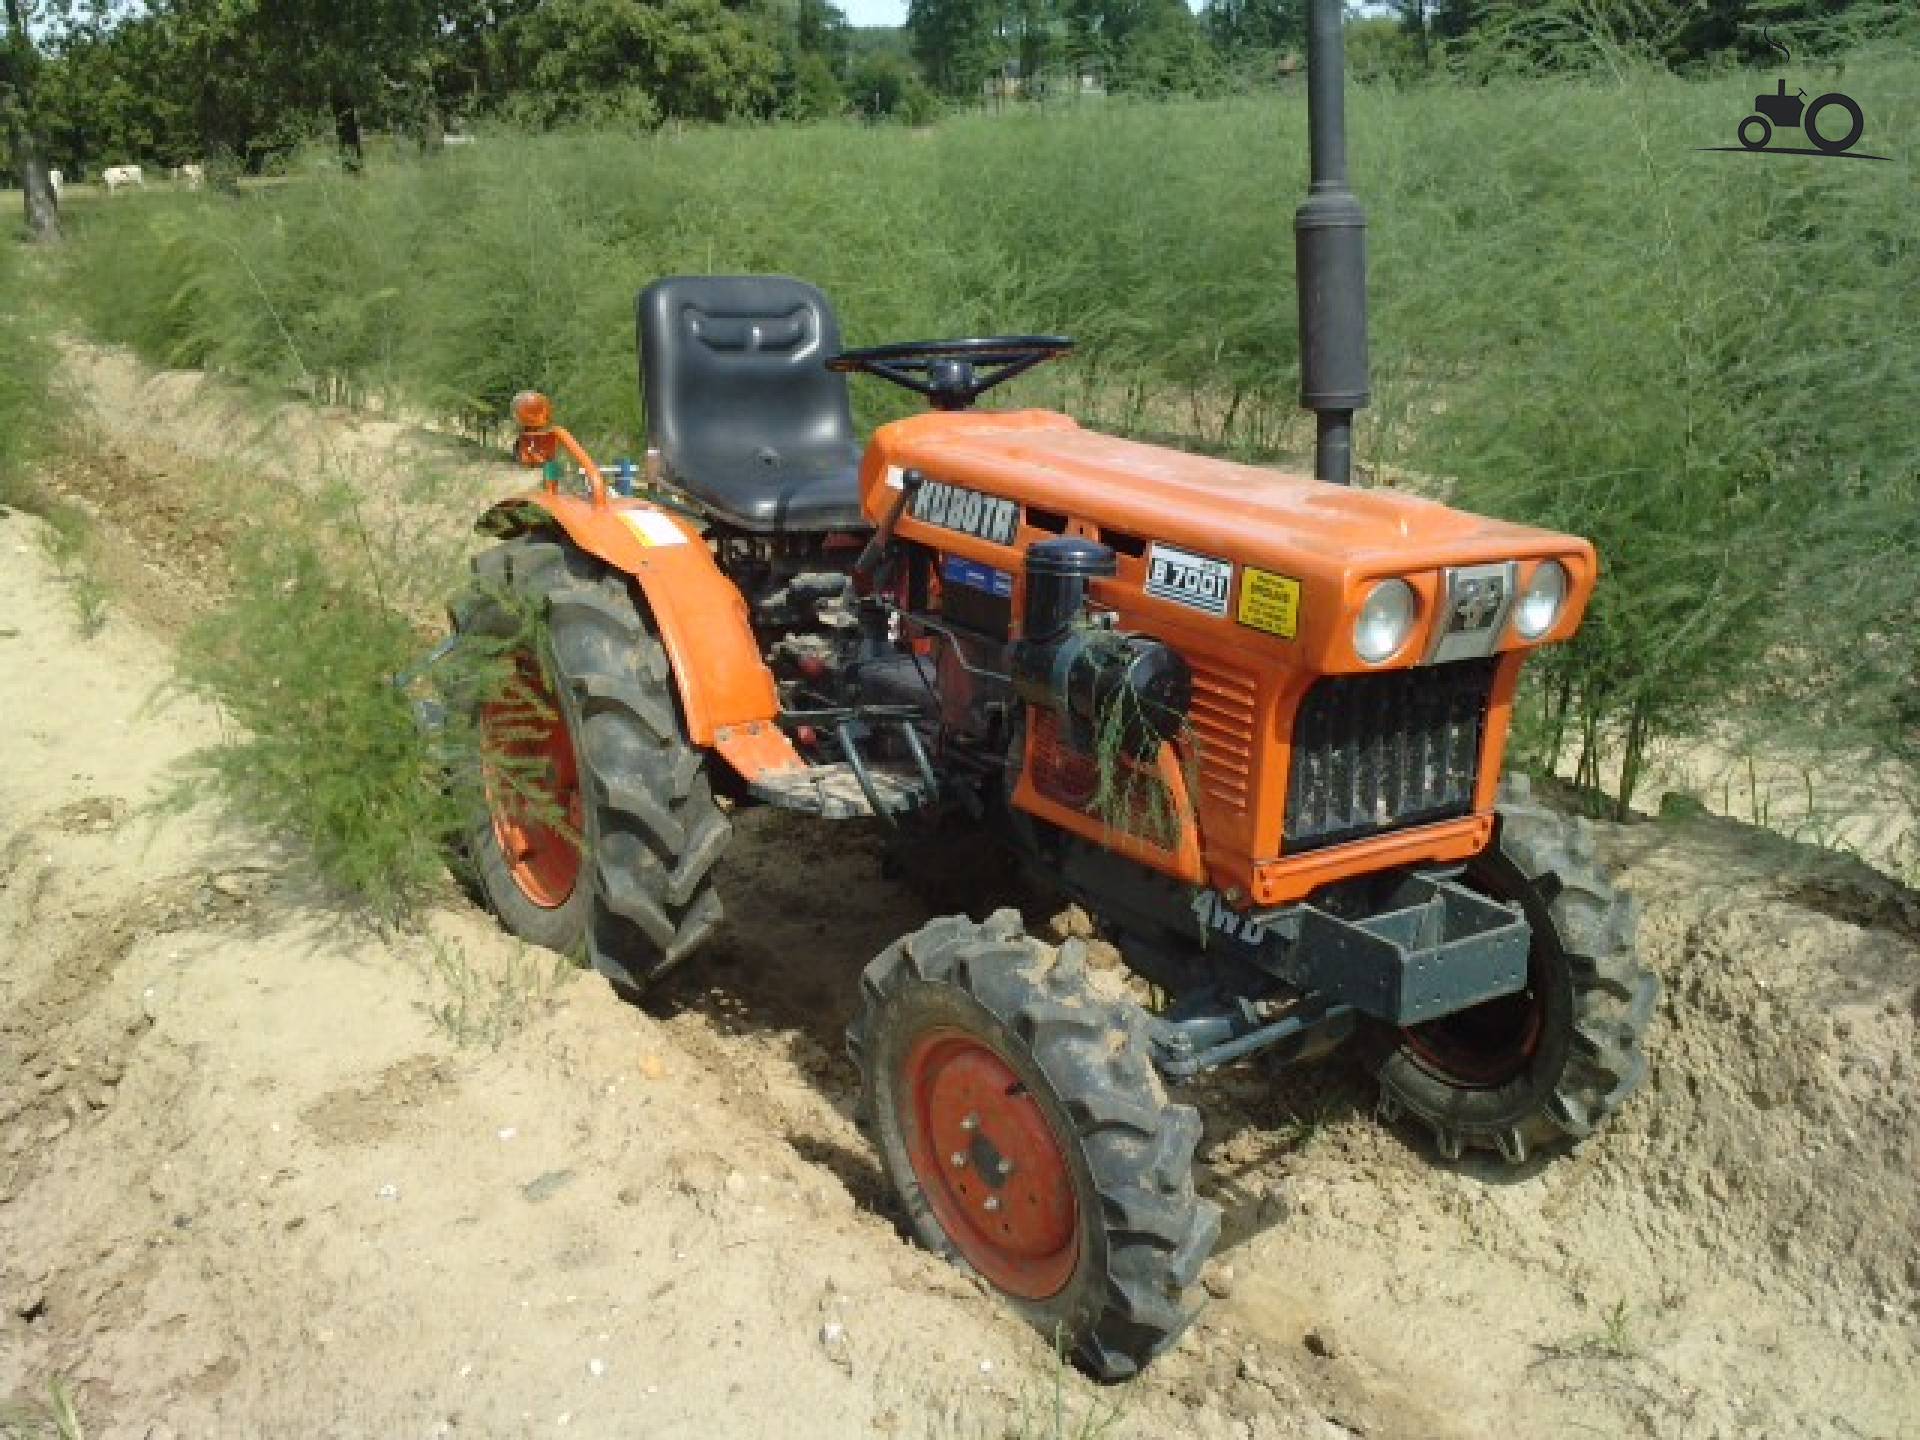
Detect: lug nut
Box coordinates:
(983, 1196, 1001, 1213)
(961, 1113, 979, 1132)
(950, 1152, 967, 1168)
(995, 1158, 1013, 1178)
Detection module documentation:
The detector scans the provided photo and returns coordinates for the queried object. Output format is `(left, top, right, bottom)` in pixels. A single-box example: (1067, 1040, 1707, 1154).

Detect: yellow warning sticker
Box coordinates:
(1237, 567, 1301, 639)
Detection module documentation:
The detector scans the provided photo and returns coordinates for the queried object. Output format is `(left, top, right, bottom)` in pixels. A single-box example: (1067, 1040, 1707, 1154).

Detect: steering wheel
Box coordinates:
(827, 336, 1074, 411)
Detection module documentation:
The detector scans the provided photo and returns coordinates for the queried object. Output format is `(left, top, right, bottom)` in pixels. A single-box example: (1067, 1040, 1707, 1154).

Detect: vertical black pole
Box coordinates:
(1295, 0, 1370, 485)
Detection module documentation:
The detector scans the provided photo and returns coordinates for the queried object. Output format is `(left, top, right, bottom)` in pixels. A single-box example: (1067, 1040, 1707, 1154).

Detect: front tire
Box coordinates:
(1372, 777, 1657, 1165)
(1805, 93, 1864, 154)
(850, 911, 1219, 1380)
(453, 536, 729, 990)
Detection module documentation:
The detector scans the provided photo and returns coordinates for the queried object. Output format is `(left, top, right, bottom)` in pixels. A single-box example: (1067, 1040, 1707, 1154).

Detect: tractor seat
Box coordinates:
(636, 275, 868, 534)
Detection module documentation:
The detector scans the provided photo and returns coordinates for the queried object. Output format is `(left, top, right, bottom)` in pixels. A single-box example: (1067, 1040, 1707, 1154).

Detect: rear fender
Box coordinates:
(478, 492, 805, 783)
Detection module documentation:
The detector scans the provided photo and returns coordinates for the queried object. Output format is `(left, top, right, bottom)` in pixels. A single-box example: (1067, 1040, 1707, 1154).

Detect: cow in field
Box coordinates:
(175, 163, 205, 189)
(103, 165, 144, 193)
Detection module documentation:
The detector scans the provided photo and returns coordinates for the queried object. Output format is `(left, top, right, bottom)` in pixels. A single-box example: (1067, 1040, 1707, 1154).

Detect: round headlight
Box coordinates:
(1514, 561, 1569, 640)
(1354, 579, 1417, 664)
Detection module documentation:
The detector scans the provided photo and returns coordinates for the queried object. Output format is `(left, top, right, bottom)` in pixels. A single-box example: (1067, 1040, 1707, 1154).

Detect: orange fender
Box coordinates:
(479, 490, 804, 783)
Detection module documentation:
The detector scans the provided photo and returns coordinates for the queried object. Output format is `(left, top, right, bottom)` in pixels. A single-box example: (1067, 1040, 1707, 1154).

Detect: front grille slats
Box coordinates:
(1284, 657, 1497, 853)
(1187, 662, 1258, 810)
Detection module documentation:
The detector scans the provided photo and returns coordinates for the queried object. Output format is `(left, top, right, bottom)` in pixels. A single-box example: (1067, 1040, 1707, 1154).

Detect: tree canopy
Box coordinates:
(7, 0, 1905, 187)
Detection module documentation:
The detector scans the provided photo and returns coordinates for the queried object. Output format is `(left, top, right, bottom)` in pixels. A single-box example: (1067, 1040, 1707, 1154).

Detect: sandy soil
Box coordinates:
(2, 344, 1916, 1439)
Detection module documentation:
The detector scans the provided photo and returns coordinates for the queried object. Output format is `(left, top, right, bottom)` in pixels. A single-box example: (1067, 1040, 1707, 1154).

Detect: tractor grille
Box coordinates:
(1187, 660, 1258, 812)
(1284, 657, 1497, 853)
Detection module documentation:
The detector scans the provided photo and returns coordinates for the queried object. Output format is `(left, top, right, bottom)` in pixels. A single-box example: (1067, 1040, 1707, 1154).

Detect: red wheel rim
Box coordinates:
(1402, 982, 1545, 1087)
(480, 653, 584, 909)
(901, 1029, 1080, 1300)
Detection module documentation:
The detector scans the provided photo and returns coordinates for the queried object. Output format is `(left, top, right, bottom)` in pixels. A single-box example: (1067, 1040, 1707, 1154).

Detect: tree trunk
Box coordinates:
(4, 0, 58, 241)
(331, 90, 365, 170)
(18, 135, 59, 243)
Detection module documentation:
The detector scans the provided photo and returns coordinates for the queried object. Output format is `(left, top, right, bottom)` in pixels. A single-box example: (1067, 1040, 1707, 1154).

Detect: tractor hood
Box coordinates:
(863, 410, 1582, 580)
(862, 409, 1597, 674)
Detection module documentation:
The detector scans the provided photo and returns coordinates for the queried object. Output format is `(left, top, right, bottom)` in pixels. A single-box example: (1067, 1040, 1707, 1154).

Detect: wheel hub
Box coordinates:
(901, 1030, 1078, 1299)
(1402, 977, 1545, 1086)
(480, 654, 584, 909)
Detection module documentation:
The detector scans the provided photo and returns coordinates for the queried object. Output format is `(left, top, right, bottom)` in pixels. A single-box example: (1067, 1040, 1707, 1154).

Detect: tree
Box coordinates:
(2, 0, 60, 241)
(906, 0, 1003, 97)
(1202, 0, 1304, 59)
(848, 48, 936, 120)
(1106, 0, 1221, 94)
(1386, 0, 1431, 67)
(502, 0, 784, 127)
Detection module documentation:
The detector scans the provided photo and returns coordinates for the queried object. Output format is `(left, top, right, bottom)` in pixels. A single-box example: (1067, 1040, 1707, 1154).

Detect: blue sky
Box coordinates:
(844, 0, 906, 25)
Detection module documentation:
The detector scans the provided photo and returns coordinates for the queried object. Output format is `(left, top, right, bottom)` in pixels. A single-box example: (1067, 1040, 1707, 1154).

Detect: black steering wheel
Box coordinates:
(827, 335, 1074, 411)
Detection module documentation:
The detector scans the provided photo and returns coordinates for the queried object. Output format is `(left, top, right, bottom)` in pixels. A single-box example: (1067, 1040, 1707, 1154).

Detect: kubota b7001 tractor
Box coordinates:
(449, 0, 1656, 1380)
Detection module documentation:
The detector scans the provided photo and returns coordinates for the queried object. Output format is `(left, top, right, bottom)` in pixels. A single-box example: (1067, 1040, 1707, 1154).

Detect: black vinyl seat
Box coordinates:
(636, 276, 868, 534)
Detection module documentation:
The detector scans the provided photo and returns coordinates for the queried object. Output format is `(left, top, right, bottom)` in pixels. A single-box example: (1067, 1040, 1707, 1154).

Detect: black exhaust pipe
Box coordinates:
(1295, 0, 1370, 486)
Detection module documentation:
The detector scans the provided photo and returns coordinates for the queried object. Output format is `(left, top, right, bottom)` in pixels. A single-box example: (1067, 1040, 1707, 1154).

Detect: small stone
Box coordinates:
(979, 1360, 994, 1374)
(209, 872, 252, 899)
(497, 1127, 518, 1141)
(724, 1171, 749, 1198)
(1203, 1264, 1237, 1300)
(556, 1412, 572, 1428)
(638, 1055, 666, 1081)
(1303, 1326, 1343, 1360)
(588, 1357, 607, 1378)
(376, 1183, 400, 1201)
(523, 1170, 577, 1204)
(1048, 906, 1096, 940)
(820, 1321, 847, 1348)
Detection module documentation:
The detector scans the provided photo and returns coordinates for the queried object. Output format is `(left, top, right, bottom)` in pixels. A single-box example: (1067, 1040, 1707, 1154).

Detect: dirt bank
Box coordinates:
(2, 342, 1915, 1438)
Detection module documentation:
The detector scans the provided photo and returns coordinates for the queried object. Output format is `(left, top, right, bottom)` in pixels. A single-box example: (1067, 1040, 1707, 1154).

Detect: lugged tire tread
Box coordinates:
(453, 535, 728, 990)
(1377, 786, 1658, 1163)
(849, 914, 1218, 1381)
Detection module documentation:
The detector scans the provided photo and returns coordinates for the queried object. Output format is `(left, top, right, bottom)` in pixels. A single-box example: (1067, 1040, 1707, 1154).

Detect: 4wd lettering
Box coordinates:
(1145, 543, 1233, 616)
(911, 481, 1019, 546)
(1191, 889, 1269, 947)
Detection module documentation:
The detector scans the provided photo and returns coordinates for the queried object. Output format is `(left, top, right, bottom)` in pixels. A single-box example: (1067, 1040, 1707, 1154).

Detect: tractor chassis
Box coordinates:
(1044, 837, 1533, 1081)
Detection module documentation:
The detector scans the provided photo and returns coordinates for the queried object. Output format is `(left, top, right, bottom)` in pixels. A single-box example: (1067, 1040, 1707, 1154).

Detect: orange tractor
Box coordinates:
(449, 0, 1655, 1379)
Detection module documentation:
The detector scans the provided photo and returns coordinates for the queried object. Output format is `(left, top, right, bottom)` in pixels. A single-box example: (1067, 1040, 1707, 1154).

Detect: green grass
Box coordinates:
(0, 245, 63, 514)
(44, 39, 1920, 817)
(0, 1376, 87, 1440)
(156, 466, 514, 924)
(36, 502, 110, 637)
(417, 933, 579, 1048)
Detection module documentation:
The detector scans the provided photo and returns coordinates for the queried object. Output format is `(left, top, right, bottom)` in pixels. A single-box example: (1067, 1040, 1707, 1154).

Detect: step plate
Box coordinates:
(749, 762, 931, 820)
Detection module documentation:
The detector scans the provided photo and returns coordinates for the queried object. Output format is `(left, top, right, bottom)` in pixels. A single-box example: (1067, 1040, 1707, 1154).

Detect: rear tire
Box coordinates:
(453, 536, 729, 989)
(1371, 777, 1657, 1165)
(849, 910, 1219, 1380)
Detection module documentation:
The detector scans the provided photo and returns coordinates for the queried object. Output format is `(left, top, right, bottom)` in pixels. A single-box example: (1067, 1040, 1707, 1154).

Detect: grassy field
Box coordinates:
(37, 41, 1920, 818)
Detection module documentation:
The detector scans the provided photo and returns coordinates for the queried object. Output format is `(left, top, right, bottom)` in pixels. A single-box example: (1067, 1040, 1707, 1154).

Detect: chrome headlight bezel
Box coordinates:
(1354, 578, 1418, 665)
(1513, 560, 1570, 641)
